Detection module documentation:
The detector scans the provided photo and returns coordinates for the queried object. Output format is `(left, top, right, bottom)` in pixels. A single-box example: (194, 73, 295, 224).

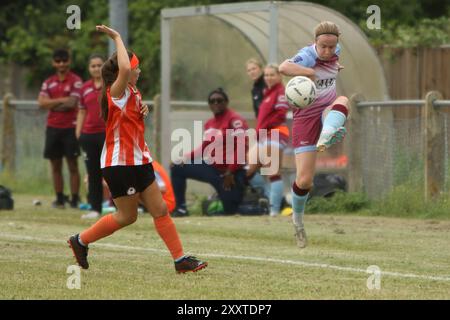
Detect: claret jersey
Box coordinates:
(289, 43, 341, 119)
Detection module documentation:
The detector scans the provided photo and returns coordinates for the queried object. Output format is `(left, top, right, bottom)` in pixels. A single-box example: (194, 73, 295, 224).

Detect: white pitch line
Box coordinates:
(1, 232, 450, 282)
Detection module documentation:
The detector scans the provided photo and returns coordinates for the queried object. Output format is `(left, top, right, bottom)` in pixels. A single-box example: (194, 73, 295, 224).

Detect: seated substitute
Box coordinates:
(170, 88, 249, 217)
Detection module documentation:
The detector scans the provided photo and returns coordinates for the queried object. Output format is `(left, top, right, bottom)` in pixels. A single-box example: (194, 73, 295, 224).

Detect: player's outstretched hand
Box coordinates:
(96, 25, 121, 40)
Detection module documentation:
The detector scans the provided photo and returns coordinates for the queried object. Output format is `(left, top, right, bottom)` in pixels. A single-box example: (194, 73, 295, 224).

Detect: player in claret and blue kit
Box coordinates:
(279, 21, 349, 248)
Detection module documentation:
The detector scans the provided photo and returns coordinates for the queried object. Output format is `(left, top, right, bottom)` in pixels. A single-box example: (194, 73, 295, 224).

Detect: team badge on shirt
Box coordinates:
(232, 119, 243, 129)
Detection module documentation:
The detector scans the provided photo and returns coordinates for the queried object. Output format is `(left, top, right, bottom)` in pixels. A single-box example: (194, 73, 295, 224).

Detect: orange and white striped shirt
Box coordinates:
(100, 84, 152, 168)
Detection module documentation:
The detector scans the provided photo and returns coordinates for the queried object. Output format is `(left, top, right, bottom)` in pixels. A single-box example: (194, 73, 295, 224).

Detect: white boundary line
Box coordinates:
(1, 233, 450, 282)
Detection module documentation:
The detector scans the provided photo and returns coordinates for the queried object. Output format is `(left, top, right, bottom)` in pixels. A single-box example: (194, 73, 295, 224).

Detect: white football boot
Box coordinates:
(81, 211, 101, 219)
(294, 224, 308, 248)
(316, 127, 347, 152)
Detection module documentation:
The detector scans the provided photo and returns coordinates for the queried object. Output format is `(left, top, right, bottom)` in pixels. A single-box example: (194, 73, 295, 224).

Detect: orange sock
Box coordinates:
(80, 214, 122, 245)
(154, 214, 184, 260)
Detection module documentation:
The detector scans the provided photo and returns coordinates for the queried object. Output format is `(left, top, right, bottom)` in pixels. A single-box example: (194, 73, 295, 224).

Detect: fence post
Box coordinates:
(152, 94, 161, 162)
(424, 91, 444, 200)
(1, 93, 16, 173)
(346, 93, 365, 193)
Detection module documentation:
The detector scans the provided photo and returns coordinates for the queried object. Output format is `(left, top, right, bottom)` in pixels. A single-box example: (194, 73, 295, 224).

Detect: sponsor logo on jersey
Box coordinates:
(315, 78, 336, 89)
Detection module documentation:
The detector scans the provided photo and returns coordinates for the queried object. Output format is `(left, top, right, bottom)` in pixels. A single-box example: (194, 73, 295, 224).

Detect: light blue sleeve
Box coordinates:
(289, 46, 316, 68)
(335, 43, 341, 56)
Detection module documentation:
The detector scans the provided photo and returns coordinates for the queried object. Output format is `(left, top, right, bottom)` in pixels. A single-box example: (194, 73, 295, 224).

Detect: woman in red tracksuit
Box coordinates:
(246, 63, 290, 217)
(76, 54, 106, 219)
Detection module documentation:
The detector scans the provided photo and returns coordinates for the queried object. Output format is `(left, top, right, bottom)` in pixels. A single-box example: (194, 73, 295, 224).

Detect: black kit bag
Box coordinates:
(310, 173, 347, 198)
(0, 185, 14, 210)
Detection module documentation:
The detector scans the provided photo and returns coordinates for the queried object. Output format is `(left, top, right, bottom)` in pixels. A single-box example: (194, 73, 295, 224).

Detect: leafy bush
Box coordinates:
(307, 191, 370, 214)
(306, 185, 450, 219)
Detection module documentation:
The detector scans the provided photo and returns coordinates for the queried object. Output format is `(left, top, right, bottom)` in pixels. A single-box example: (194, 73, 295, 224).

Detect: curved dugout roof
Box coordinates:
(160, 1, 389, 167)
(162, 1, 389, 101)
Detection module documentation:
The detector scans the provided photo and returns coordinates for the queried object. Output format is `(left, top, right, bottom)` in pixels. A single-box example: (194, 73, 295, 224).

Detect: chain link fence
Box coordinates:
(359, 107, 424, 198)
(3, 94, 450, 200)
(348, 93, 450, 200)
(0, 99, 155, 194)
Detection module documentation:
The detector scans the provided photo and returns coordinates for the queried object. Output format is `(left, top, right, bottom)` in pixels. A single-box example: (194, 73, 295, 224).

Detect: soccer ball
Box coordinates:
(285, 76, 316, 108)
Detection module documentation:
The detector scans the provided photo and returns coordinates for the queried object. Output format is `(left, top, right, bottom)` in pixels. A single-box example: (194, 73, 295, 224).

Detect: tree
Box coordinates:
(1, 0, 449, 97)
(0, 0, 108, 87)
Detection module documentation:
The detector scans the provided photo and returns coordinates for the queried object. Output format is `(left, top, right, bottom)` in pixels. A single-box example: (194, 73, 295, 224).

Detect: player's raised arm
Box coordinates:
(279, 59, 315, 80)
(95, 25, 131, 98)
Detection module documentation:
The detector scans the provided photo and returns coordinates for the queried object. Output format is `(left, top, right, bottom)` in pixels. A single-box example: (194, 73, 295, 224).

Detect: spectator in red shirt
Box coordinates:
(38, 48, 83, 209)
(170, 88, 249, 217)
(76, 54, 106, 219)
(246, 63, 290, 217)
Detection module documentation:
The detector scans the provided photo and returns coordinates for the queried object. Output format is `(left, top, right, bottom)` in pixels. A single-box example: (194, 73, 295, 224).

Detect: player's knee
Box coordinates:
(51, 160, 62, 172)
(295, 176, 313, 190)
(153, 201, 168, 218)
(68, 166, 79, 175)
(116, 213, 138, 226)
(67, 161, 79, 174)
(125, 214, 138, 225)
(51, 165, 62, 174)
(336, 96, 349, 107)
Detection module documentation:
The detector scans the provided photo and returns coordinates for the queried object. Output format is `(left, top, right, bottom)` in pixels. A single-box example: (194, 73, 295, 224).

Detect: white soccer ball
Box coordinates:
(285, 76, 316, 108)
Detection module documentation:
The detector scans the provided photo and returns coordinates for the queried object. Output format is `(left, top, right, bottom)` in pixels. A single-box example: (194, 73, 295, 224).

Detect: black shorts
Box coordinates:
(102, 163, 156, 199)
(44, 127, 80, 159)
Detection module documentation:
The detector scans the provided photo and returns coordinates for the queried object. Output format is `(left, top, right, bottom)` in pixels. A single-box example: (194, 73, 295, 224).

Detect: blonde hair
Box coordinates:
(246, 58, 263, 69)
(314, 21, 341, 39)
(264, 63, 280, 74)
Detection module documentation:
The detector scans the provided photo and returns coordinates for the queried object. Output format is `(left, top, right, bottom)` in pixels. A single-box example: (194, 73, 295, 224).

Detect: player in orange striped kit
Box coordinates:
(68, 25, 207, 273)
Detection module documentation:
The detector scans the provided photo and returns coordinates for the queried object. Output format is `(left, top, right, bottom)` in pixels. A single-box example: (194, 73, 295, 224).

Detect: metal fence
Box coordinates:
(2, 93, 450, 200)
(0, 98, 159, 193)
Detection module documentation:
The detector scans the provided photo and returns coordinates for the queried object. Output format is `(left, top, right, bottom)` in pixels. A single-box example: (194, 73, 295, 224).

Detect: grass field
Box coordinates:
(1, 194, 450, 300)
